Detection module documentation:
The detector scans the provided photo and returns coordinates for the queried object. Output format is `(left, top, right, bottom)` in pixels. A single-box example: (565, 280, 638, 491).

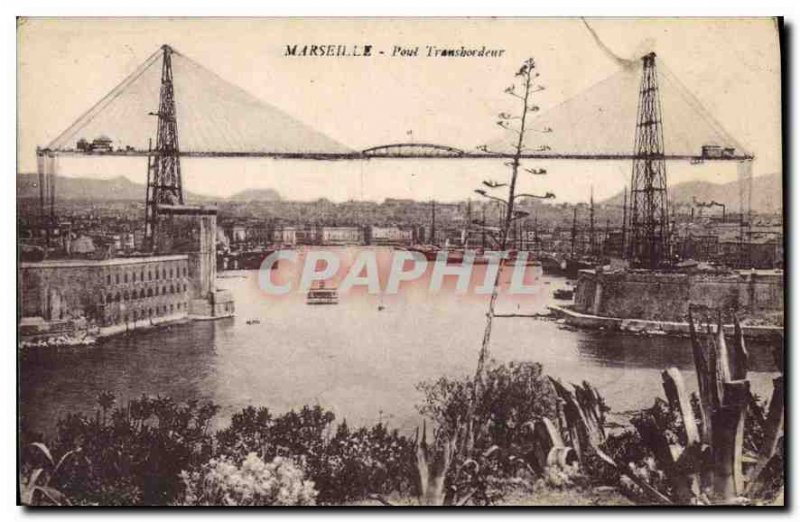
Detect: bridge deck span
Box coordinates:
(41, 149, 754, 162)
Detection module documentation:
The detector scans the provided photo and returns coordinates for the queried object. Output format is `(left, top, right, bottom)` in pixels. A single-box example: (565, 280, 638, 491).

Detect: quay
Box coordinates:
(547, 304, 782, 341)
(546, 266, 784, 341)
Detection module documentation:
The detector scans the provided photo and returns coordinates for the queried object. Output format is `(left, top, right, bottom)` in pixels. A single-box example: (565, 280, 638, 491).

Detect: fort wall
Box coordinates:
(574, 269, 783, 325)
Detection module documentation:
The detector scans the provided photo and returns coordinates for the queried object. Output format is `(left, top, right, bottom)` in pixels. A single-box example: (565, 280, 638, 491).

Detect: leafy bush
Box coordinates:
(215, 405, 416, 504)
(417, 361, 558, 454)
(22, 362, 560, 507)
(42, 393, 218, 506)
(416, 361, 560, 504)
(23, 397, 416, 506)
(180, 453, 317, 506)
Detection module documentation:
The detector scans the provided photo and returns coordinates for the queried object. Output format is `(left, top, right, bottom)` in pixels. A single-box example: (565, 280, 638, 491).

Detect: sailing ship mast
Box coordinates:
(589, 186, 595, 256)
(430, 200, 437, 247)
(570, 207, 578, 257)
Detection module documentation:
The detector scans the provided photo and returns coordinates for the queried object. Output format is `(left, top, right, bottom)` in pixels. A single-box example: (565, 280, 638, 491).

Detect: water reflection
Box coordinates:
(20, 321, 220, 436)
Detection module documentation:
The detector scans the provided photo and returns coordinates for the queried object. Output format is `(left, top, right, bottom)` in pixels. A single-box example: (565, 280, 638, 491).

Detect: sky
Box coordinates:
(17, 18, 782, 203)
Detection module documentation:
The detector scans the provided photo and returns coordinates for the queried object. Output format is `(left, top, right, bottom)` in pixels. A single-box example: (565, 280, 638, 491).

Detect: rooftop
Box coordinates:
(20, 254, 187, 269)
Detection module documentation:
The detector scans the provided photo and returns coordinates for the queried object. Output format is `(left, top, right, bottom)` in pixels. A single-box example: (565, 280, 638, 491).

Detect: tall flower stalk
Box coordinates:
(473, 58, 554, 382)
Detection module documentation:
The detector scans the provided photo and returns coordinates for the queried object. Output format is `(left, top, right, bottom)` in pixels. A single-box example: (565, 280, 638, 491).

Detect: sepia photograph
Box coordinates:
(15, 16, 784, 507)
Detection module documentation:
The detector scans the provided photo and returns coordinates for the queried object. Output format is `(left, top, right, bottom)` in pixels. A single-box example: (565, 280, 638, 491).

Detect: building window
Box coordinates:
(116, 274, 120, 284)
(124, 273, 128, 284)
(132, 272, 137, 283)
(162, 269, 167, 279)
(170, 268, 174, 279)
(107, 274, 111, 284)
(148, 270, 152, 281)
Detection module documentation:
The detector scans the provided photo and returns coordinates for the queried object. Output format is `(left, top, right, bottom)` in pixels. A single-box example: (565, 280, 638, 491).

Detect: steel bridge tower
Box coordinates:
(628, 52, 669, 269)
(144, 44, 184, 250)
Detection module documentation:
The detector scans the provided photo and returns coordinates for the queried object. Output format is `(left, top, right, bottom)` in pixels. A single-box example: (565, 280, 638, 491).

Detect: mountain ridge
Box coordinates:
(16, 173, 278, 203)
(17, 172, 781, 213)
(602, 173, 782, 214)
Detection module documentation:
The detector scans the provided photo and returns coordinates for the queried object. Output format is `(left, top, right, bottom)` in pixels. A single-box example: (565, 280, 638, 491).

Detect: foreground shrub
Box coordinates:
(40, 394, 218, 506)
(415, 361, 560, 504)
(216, 405, 416, 504)
(418, 361, 558, 455)
(180, 453, 317, 506)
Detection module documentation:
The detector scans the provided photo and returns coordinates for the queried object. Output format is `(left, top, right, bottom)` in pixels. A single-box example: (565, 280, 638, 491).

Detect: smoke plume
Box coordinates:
(581, 19, 638, 69)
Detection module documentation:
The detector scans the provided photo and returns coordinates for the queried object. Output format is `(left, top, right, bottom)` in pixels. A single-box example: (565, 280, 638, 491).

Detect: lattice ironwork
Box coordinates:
(144, 45, 183, 250)
(628, 53, 670, 268)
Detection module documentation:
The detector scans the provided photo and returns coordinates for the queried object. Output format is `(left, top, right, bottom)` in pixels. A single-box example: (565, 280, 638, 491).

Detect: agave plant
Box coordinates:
(20, 442, 77, 506)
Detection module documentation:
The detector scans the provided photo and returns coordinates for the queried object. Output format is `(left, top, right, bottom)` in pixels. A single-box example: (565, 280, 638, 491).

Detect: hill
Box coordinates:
(603, 173, 782, 214)
(17, 173, 283, 203)
(17, 173, 212, 203)
(227, 188, 282, 202)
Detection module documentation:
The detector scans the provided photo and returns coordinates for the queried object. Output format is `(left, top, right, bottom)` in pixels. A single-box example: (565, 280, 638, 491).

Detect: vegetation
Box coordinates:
(21, 395, 415, 506)
(180, 453, 317, 506)
(19, 347, 782, 506)
(21, 394, 219, 505)
(414, 361, 560, 504)
(542, 313, 784, 506)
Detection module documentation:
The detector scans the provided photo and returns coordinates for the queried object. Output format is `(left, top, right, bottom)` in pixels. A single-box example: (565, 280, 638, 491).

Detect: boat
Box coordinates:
(563, 256, 596, 279)
(19, 331, 97, 350)
(553, 287, 575, 300)
(306, 282, 339, 305)
(540, 254, 566, 275)
(218, 249, 279, 271)
(506, 250, 542, 267)
(445, 249, 494, 265)
(18, 316, 97, 350)
(408, 246, 496, 265)
(407, 245, 440, 261)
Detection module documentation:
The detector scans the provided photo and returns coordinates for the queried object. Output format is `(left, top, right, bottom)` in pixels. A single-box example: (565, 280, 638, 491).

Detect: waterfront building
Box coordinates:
(155, 205, 234, 318)
(366, 225, 413, 245)
(70, 235, 96, 255)
(19, 204, 235, 341)
(320, 226, 364, 245)
(272, 226, 298, 245)
(229, 225, 247, 244)
(20, 255, 191, 336)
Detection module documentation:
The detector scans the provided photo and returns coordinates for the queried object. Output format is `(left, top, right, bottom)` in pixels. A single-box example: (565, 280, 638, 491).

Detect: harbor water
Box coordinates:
(19, 247, 781, 437)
